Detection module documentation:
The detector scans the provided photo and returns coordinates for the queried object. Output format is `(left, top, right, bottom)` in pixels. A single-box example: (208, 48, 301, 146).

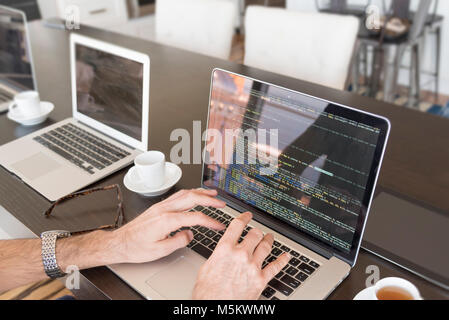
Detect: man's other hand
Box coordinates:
(193, 212, 290, 300)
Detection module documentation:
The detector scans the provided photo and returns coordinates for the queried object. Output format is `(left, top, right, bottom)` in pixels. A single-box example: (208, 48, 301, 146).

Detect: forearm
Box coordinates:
(0, 238, 45, 293)
(56, 230, 125, 272)
(0, 189, 226, 294)
(0, 230, 124, 293)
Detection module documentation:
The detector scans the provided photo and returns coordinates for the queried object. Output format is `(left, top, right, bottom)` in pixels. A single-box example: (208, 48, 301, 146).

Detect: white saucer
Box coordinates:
(7, 101, 54, 126)
(123, 162, 182, 197)
(353, 286, 376, 300)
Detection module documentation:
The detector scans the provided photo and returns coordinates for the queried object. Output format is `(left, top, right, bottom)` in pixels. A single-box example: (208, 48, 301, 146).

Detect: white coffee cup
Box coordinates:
(369, 277, 422, 300)
(9, 91, 42, 118)
(134, 151, 166, 189)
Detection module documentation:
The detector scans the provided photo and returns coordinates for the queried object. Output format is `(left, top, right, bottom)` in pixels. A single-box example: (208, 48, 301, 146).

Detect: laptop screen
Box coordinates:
(75, 44, 143, 141)
(203, 69, 389, 263)
(0, 7, 34, 90)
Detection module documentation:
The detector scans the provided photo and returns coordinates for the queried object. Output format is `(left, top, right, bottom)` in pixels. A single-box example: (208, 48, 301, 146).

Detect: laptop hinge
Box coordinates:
(74, 119, 136, 150)
(333, 253, 354, 267)
(214, 193, 334, 260)
(0, 82, 19, 96)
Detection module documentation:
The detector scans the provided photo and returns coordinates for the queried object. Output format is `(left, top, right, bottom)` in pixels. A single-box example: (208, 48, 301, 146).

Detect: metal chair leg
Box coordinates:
(351, 41, 361, 92)
(384, 45, 403, 103)
(408, 44, 421, 109)
(362, 44, 369, 85)
(435, 24, 441, 103)
(408, 45, 415, 108)
(387, 44, 406, 104)
(415, 44, 421, 108)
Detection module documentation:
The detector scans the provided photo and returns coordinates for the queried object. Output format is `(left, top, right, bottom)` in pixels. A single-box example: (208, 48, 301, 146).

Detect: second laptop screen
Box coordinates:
(0, 8, 34, 90)
(75, 44, 143, 141)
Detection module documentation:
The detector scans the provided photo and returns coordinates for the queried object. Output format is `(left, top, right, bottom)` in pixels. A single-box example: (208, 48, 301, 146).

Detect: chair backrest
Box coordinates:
(408, 0, 432, 42)
(329, 0, 347, 12)
(155, 0, 236, 59)
(391, 0, 410, 19)
(244, 6, 360, 90)
(315, 0, 373, 12)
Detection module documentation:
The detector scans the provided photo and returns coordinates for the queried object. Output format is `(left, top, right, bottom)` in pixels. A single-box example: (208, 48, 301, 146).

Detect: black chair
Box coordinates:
(1, 0, 41, 21)
(353, 0, 435, 108)
(315, 0, 372, 16)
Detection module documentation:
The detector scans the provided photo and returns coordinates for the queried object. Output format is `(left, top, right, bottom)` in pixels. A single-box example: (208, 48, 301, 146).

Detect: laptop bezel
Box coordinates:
(0, 5, 38, 92)
(70, 33, 150, 151)
(201, 68, 391, 266)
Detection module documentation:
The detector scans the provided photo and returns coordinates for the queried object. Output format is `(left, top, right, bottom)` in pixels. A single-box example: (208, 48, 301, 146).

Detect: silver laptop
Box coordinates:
(0, 34, 150, 201)
(0, 5, 37, 113)
(109, 69, 390, 300)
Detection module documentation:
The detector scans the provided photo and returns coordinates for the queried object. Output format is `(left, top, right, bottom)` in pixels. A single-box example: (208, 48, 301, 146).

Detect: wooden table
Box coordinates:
(0, 21, 448, 300)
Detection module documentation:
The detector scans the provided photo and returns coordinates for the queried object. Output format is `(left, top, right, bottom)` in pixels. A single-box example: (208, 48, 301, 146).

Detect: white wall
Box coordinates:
(287, 0, 449, 96)
(37, 0, 59, 19)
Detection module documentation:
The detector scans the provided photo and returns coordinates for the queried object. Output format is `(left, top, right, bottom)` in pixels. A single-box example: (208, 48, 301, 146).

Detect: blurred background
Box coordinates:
(4, 0, 447, 117)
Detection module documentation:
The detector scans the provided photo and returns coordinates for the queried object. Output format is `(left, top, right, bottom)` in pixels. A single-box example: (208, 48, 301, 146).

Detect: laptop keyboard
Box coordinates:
(33, 123, 131, 174)
(172, 206, 321, 300)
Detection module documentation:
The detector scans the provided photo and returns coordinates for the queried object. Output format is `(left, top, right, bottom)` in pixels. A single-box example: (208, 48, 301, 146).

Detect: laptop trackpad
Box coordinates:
(145, 255, 200, 300)
(11, 152, 61, 180)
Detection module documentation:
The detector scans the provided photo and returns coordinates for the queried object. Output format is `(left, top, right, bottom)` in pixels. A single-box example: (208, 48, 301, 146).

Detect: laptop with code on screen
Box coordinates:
(109, 69, 390, 300)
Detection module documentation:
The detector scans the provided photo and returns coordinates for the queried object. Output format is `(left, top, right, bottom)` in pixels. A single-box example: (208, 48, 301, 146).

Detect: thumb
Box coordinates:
(159, 230, 194, 256)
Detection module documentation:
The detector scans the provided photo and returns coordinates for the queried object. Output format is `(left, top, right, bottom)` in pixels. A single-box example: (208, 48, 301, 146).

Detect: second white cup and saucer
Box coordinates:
(7, 91, 54, 126)
(124, 151, 182, 197)
(354, 277, 423, 300)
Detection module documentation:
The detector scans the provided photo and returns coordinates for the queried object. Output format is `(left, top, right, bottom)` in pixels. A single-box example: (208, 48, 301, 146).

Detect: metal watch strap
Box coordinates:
(41, 230, 71, 279)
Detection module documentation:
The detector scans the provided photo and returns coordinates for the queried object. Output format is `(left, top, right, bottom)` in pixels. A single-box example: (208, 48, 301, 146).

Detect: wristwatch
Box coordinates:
(41, 230, 71, 279)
